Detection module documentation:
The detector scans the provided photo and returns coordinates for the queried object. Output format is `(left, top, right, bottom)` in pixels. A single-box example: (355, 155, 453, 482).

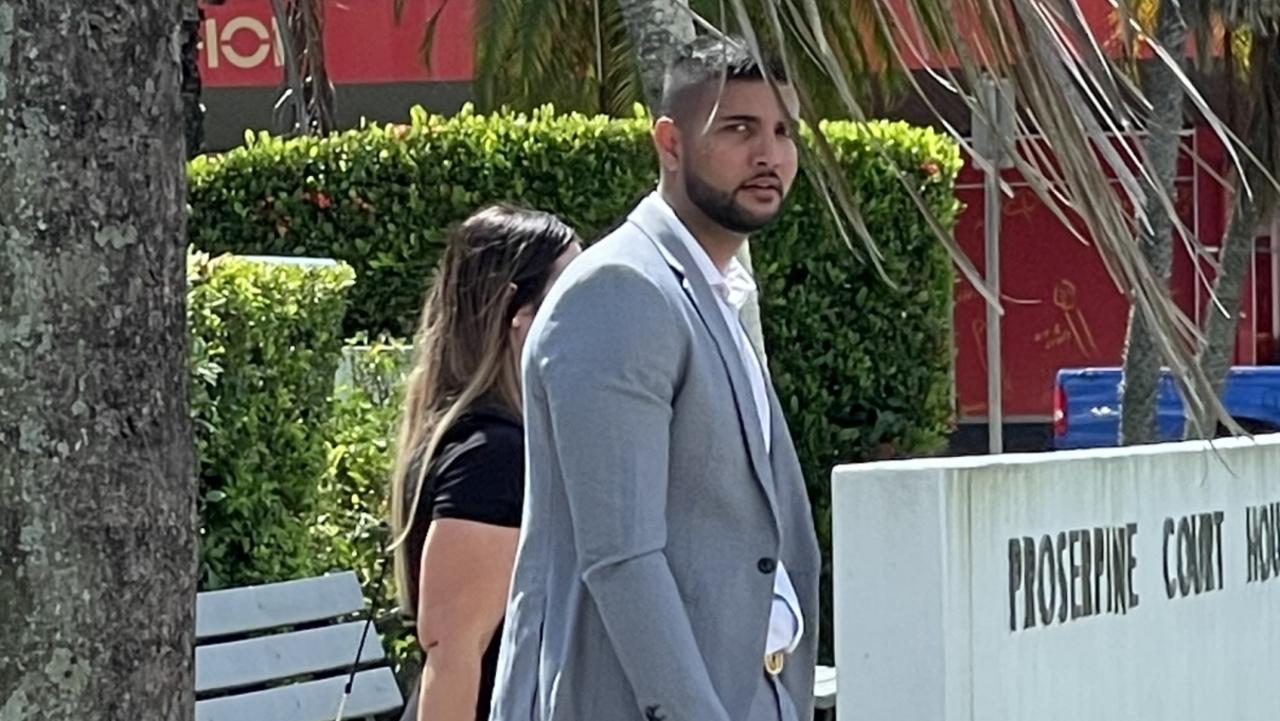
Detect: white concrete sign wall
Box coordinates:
(831, 435, 1280, 721)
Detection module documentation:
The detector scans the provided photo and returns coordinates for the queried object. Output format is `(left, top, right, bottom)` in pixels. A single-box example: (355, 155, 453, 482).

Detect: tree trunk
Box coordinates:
(300, 0, 335, 132)
(182, 1, 205, 157)
(1118, 0, 1187, 445)
(272, 0, 335, 136)
(1184, 149, 1275, 438)
(1184, 33, 1279, 439)
(616, 0, 695, 112)
(616, 0, 770, 363)
(0, 2, 197, 720)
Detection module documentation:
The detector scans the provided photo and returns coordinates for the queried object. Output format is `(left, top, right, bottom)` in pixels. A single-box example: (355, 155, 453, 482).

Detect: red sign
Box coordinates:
(197, 0, 473, 88)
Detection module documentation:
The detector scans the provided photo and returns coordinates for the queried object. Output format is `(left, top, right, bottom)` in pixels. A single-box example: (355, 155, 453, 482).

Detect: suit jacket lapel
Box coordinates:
(628, 200, 781, 528)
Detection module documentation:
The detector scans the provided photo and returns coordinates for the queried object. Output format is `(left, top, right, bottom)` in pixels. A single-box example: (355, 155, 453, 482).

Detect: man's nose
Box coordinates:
(752, 133, 783, 169)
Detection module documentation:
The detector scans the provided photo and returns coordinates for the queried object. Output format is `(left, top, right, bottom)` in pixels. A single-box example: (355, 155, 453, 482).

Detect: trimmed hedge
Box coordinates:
(188, 107, 961, 658)
(189, 252, 355, 589)
(188, 106, 655, 338)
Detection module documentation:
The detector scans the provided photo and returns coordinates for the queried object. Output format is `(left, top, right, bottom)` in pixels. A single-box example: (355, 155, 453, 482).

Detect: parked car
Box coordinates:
(1052, 366, 1280, 448)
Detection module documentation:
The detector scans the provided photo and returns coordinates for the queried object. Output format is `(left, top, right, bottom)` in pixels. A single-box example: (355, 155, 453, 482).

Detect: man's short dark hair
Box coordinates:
(658, 35, 788, 122)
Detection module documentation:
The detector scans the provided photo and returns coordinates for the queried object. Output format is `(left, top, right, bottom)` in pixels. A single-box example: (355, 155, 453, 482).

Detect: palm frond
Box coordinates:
(415, 2, 449, 72)
(473, 0, 630, 114)
(604, 5, 647, 115)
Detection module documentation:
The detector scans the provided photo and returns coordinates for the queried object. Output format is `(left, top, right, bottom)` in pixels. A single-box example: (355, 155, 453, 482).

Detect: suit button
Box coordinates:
(757, 557, 777, 574)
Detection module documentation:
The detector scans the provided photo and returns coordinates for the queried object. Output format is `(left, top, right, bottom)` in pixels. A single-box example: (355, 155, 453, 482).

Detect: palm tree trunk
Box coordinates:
(271, 0, 335, 136)
(1183, 31, 1280, 438)
(616, 0, 695, 111)
(300, 0, 335, 132)
(271, 0, 311, 135)
(0, 1, 197, 718)
(1185, 146, 1275, 438)
(1118, 0, 1188, 445)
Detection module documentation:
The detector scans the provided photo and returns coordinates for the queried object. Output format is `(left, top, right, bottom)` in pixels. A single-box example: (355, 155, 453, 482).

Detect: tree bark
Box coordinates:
(0, 2, 196, 720)
(616, 0, 695, 112)
(1184, 148, 1275, 438)
(1118, 0, 1187, 445)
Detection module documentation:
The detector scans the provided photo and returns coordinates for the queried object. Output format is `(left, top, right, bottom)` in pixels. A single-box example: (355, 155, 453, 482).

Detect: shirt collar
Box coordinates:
(645, 192, 757, 311)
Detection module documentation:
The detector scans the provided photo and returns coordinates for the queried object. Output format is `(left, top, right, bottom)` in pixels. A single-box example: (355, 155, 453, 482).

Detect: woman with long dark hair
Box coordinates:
(388, 205, 580, 721)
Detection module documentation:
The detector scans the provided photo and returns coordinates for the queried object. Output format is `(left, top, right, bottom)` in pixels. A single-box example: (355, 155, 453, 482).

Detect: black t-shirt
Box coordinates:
(402, 405, 523, 721)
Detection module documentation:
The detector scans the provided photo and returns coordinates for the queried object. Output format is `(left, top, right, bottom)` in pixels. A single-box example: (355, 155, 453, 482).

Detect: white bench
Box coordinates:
(815, 664, 838, 719)
(194, 571, 404, 721)
(194, 571, 837, 720)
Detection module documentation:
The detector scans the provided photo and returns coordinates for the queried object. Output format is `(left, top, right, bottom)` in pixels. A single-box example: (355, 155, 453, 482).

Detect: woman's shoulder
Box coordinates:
(434, 403, 523, 473)
(426, 403, 524, 526)
(447, 403, 522, 450)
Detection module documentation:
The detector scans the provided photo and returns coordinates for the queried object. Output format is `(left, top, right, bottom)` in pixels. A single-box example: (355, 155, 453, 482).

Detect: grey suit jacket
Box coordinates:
(488, 197, 822, 721)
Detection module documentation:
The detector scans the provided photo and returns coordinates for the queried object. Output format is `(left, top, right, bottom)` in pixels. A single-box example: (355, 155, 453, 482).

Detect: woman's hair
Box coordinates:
(388, 204, 578, 613)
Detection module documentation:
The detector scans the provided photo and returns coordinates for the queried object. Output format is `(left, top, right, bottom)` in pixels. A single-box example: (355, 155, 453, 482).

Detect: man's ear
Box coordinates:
(652, 117, 681, 174)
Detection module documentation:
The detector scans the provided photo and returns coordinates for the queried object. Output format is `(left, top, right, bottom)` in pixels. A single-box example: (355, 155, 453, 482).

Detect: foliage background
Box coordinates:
(189, 252, 354, 589)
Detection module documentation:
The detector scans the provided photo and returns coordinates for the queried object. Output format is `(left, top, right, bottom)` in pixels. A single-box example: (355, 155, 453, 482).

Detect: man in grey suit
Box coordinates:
(489, 35, 821, 721)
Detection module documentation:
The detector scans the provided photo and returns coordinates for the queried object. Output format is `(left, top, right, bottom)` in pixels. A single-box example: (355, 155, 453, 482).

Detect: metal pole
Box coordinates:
(984, 160, 1003, 453)
(976, 76, 1011, 454)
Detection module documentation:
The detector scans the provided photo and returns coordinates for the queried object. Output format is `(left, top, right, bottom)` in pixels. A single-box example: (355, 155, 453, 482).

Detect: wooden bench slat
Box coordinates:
(814, 664, 838, 710)
(194, 667, 402, 721)
(196, 572, 365, 640)
(195, 620, 388, 693)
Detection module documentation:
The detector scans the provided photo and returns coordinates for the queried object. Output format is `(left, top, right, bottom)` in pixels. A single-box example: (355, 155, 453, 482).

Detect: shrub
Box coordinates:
(189, 252, 355, 589)
(188, 105, 655, 338)
(188, 106, 958, 463)
(311, 337, 411, 599)
(312, 338, 419, 686)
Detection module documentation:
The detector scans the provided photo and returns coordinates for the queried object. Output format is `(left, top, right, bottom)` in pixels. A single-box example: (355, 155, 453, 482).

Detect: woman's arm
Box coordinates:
(414, 518, 519, 721)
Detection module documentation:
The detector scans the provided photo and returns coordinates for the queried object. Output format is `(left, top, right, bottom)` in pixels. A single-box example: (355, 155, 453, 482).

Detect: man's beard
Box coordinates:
(684, 166, 783, 235)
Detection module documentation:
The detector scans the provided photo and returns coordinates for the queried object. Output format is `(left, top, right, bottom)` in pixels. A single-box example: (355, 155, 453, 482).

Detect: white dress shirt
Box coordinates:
(649, 192, 804, 656)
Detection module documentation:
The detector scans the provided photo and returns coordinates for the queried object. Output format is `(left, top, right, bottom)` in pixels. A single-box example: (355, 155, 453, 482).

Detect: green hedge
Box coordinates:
(188, 107, 961, 658)
(189, 252, 355, 589)
(189, 106, 655, 338)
